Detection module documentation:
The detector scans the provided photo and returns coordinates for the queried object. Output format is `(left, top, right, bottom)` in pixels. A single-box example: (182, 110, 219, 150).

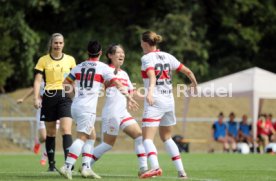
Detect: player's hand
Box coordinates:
(188, 83, 197, 95)
(34, 98, 42, 109)
(146, 94, 154, 106)
(128, 97, 139, 111)
(17, 99, 24, 104)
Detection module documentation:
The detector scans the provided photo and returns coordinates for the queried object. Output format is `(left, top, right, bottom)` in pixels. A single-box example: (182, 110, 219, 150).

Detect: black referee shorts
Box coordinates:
(40, 90, 72, 122)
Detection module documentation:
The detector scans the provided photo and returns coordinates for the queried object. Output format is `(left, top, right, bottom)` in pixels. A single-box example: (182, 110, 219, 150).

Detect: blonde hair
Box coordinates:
(47, 33, 64, 53)
(141, 31, 162, 46)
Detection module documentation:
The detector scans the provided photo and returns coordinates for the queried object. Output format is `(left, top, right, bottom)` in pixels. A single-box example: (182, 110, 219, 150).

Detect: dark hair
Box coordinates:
(105, 43, 124, 65)
(87, 40, 102, 58)
(141, 31, 162, 46)
(229, 112, 235, 117)
(218, 112, 224, 117)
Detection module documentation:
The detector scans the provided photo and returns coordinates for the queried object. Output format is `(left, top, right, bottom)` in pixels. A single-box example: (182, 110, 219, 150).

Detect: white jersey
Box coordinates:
(141, 50, 183, 110)
(102, 65, 134, 115)
(67, 60, 116, 114)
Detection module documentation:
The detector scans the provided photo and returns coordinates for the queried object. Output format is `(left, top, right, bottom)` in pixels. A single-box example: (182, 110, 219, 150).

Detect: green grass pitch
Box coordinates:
(0, 153, 275, 181)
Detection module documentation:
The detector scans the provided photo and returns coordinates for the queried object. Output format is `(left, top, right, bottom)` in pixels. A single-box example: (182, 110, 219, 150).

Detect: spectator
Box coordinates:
(267, 114, 276, 141)
(238, 114, 253, 150)
(212, 112, 236, 152)
(257, 114, 276, 153)
(226, 112, 238, 141)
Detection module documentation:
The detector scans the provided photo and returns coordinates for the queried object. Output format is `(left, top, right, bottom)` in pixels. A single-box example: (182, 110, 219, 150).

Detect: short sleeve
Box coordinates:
(141, 56, 154, 71)
(34, 57, 45, 72)
(70, 57, 76, 69)
(170, 55, 182, 71)
(102, 64, 116, 82)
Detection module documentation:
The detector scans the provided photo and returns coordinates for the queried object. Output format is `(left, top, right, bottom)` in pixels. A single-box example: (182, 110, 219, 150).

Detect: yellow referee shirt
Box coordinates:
(34, 54, 76, 90)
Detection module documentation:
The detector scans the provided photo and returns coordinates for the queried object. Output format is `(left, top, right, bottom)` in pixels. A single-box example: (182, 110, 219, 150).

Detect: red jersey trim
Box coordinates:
(142, 118, 161, 122)
(141, 67, 154, 78)
(120, 117, 134, 126)
(109, 78, 118, 84)
(176, 64, 184, 72)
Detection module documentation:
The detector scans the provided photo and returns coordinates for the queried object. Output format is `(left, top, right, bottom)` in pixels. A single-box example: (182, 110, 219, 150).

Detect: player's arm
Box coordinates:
(17, 88, 34, 104)
(146, 69, 156, 106)
(133, 90, 145, 100)
(33, 73, 43, 109)
(63, 77, 75, 99)
(112, 79, 139, 111)
(178, 65, 198, 92)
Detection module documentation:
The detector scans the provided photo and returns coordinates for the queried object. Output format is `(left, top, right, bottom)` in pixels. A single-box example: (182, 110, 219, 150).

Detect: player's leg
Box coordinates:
(159, 111, 187, 179)
(58, 95, 73, 161)
(44, 121, 57, 171)
(33, 108, 42, 155)
(41, 93, 59, 171)
(122, 119, 148, 175)
(90, 116, 119, 167)
(59, 112, 99, 179)
(38, 124, 47, 166)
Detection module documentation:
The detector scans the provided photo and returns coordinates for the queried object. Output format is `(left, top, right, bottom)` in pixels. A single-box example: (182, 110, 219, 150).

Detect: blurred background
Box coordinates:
(1, 0, 276, 153)
(1, 0, 276, 92)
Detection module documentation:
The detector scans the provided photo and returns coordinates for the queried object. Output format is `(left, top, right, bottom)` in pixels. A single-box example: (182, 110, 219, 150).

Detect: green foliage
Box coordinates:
(150, 13, 209, 83)
(0, 62, 14, 89)
(1, 0, 276, 91)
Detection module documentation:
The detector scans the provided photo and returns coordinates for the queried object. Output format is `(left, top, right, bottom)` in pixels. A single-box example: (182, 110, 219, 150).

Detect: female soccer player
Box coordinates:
(33, 33, 76, 171)
(90, 44, 148, 176)
(59, 41, 138, 180)
(139, 31, 198, 179)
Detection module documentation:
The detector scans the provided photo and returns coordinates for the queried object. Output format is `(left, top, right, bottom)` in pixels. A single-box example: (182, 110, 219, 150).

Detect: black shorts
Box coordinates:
(41, 90, 72, 122)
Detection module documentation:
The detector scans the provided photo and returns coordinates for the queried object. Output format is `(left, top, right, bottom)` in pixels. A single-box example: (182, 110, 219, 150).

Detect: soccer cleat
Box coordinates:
(40, 152, 47, 166)
(33, 143, 41, 154)
(47, 161, 56, 172)
(81, 168, 101, 179)
(58, 166, 72, 180)
(139, 168, 162, 179)
(40, 159, 46, 166)
(138, 167, 148, 177)
(178, 172, 188, 180)
(47, 166, 56, 172)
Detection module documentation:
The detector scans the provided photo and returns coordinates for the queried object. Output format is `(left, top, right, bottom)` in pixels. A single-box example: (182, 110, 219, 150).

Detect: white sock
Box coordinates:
(135, 136, 148, 170)
(164, 138, 184, 172)
(143, 139, 159, 169)
(65, 139, 84, 169)
(91, 142, 112, 165)
(81, 139, 95, 169)
(40, 143, 47, 159)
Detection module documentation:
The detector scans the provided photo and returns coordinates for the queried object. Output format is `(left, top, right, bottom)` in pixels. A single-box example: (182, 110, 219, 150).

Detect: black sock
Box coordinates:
(46, 136, 55, 166)
(63, 134, 73, 160)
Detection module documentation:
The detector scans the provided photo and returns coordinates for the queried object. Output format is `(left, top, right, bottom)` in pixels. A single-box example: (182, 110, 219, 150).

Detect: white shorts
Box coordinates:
(142, 106, 176, 127)
(72, 111, 95, 135)
(36, 108, 60, 130)
(102, 112, 137, 136)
